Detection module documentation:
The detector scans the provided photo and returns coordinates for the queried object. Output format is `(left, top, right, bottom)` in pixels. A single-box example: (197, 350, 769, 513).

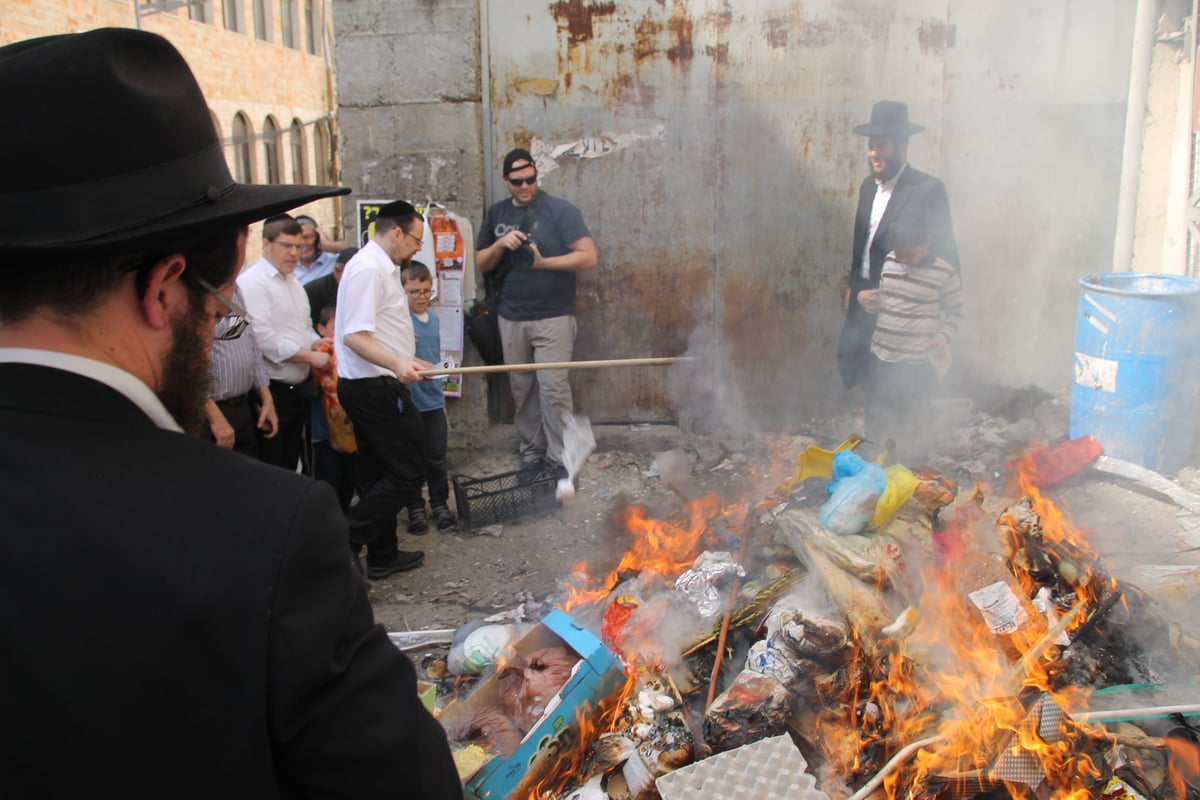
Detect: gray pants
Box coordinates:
(499, 314, 576, 466)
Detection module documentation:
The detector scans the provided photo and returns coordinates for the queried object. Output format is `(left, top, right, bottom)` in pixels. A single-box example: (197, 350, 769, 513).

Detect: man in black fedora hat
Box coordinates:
(836, 100, 959, 393)
(0, 28, 461, 799)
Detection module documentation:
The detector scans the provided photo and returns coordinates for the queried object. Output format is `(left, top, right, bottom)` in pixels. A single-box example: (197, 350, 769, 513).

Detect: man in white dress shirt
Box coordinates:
(238, 214, 329, 470)
(335, 200, 432, 580)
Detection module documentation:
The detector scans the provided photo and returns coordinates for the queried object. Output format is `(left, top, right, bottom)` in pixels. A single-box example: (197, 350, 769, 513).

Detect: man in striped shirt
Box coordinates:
(857, 222, 962, 462)
(203, 285, 279, 457)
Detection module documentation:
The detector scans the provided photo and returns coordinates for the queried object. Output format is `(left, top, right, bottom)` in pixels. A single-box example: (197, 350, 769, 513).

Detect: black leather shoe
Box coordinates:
(366, 550, 425, 580)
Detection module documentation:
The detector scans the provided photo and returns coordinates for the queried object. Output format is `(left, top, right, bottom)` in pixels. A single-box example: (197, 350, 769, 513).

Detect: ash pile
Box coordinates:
(414, 431, 1200, 800)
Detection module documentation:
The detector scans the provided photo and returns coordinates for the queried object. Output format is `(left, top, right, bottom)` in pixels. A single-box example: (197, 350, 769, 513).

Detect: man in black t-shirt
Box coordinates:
(476, 148, 598, 476)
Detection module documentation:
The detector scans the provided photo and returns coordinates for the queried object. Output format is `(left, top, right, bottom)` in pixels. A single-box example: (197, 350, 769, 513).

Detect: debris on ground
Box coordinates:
(385, 395, 1200, 799)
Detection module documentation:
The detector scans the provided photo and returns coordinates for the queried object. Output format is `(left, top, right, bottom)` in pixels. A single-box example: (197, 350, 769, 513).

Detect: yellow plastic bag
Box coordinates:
(867, 464, 919, 530)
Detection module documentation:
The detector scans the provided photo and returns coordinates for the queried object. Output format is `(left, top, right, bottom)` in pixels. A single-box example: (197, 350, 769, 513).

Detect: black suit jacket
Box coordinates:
(837, 164, 959, 388)
(0, 364, 462, 799)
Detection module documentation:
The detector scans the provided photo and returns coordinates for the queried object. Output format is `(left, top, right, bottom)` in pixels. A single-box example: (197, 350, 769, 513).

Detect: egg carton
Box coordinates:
(655, 734, 829, 800)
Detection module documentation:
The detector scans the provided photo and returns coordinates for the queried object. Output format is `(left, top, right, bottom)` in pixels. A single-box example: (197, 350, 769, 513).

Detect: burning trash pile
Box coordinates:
(432, 439, 1200, 800)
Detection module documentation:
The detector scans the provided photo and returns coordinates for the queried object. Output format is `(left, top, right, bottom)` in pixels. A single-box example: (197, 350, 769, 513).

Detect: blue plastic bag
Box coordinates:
(819, 451, 887, 535)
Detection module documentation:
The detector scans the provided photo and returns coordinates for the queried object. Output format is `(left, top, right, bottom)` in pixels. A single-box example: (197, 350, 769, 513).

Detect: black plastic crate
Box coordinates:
(452, 466, 561, 532)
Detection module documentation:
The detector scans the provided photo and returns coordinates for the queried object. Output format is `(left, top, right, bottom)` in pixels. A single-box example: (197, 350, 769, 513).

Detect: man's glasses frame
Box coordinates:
(507, 174, 538, 187)
(195, 276, 251, 340)
(402, 229, 424, 248)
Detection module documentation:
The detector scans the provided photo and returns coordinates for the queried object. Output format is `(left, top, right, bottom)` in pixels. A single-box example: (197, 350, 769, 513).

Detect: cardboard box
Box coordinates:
(439, 609, 627, 800)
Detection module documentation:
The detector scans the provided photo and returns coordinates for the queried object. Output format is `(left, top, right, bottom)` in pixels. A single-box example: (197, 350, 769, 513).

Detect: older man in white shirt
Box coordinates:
(238, 214, 329, 471)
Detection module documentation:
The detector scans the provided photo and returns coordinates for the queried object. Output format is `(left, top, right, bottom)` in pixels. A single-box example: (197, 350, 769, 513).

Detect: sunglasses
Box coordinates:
(507, 174, 538, 187)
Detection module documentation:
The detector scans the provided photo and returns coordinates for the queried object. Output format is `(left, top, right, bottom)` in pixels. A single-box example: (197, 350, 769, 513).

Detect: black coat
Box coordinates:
(0, 363, 462, 799)
(837, 165, 959, 388)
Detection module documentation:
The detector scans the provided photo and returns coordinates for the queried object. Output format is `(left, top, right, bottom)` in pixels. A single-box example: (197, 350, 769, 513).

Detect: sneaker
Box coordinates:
(407, 508, 429, 535)
(432, 505, 457, 532)
(366, 550, 425, 580)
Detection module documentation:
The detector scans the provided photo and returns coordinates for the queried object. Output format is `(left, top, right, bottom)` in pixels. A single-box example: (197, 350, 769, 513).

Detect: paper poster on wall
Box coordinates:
(436, 356, 462, 399)
(432, 305, 464, 352)
(438, 270, 464, 306)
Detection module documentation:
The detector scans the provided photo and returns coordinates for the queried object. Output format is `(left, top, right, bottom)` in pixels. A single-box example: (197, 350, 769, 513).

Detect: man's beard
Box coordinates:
(157, 295, 212, 436)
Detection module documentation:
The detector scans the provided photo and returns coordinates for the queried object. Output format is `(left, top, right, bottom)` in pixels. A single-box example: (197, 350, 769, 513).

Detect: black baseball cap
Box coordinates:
(502, 148, 535, 177)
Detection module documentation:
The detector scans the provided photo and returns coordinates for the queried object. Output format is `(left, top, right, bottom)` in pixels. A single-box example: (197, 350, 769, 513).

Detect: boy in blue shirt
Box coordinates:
(403, 262, 456, 533)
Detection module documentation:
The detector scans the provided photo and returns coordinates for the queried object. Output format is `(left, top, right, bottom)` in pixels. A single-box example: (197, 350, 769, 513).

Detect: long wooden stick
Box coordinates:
(415, 356, 695, 378)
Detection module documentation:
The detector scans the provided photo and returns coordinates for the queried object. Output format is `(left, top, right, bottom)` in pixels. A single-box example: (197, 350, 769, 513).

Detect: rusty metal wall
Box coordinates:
(483, 0, 1134, 426)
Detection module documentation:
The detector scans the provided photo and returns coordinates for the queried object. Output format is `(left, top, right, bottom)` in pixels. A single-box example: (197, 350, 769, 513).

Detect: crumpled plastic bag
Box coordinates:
(498, 646, 580, 733)
(820, 451, 887, 535)
(868, 464, 919, 530)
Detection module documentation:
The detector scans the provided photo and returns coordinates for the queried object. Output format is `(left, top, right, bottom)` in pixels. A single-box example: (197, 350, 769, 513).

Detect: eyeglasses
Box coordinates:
(402, 229, 424, 248)
(194, 276, 251, 340)
(406, 288, 433, 298)
(507, 174, 538, 187)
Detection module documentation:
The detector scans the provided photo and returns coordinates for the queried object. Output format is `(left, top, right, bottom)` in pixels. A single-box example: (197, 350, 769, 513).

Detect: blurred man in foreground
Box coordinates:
(0, 28, 461, 798)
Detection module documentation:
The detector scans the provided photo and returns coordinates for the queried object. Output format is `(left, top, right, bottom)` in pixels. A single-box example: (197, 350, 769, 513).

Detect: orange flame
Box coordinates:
(559, 494, 730, 612)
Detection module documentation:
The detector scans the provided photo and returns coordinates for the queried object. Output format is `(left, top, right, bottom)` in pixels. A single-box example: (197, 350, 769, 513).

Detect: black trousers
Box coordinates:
(258, 380, 313, 472)
(338, 377, 427, 565)
(413, 408, 450, 512)
(312, 439, 359, 513)
(206, 391, 258, 459)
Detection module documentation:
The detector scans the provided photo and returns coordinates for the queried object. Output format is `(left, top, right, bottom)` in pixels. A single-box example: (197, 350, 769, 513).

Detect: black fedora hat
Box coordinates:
(0, 28, 349, 255)
(853, 101, 925, 139)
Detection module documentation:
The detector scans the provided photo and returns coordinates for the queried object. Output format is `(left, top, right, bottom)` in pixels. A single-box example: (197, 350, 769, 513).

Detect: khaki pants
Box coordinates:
(499, 315, 576, 466)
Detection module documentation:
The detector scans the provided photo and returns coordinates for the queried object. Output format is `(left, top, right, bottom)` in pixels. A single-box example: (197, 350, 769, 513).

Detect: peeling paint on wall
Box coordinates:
(917, 20, 956, 54)
(527, 126, 667, 173)
(548, 0, 618, 44)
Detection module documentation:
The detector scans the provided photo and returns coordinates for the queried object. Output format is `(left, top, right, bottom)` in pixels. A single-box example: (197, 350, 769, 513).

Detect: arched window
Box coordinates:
(252, 0, 268, 40)
(304, 0, 317, 55)
(209, 110, 221, 141)
(231, 112, 254, 184)
(314, 119, 333, 186)
(222, 0, 240, 33)
(281, 0, 296, 49)
(289, 119, 307, 184)
(262, 116, 281, 184)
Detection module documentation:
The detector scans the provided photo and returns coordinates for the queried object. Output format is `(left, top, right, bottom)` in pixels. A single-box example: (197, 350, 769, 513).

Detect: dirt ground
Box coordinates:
(367, 393, 1200, 649)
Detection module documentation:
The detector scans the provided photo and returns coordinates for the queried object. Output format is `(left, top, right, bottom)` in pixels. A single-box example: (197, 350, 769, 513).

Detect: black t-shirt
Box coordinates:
(476, 191, 592, 320)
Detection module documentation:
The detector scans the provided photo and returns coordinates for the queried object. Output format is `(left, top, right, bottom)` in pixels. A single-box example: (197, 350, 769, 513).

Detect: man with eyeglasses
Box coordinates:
(203, 283, 279, 457)
(335, 200, 434, 580)
(238, 213, 330, 471)
(0, 28, 461, 798)
(476, 148, 598, 480)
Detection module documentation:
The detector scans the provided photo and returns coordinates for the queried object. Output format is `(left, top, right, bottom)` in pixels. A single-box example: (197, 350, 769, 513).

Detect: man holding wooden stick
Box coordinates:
(476, 148, 599, 479)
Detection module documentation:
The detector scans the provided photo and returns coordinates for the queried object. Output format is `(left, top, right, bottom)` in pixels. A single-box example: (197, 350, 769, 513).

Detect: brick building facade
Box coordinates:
(2, 0, 343, 263)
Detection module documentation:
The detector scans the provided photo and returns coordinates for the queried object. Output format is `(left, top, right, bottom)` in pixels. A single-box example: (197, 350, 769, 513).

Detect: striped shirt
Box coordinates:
(870, 254, 963, 364)
(208, 287, 269, 401)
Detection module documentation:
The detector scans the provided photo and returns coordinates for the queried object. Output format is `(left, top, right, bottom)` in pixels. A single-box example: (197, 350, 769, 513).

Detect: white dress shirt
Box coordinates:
(237, 256, 319, 385)
(334, 240, 415, 380)
(861, 162, 907, 280)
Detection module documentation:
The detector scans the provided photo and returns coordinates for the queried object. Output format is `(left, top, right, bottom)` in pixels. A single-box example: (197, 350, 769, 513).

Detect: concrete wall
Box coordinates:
(3, 0, 345, 265)
(335, 0, 1137, 432)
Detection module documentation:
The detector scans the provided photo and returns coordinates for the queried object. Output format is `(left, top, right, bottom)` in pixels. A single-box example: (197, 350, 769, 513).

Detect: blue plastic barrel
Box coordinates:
(1070, 272, 1200, 474)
